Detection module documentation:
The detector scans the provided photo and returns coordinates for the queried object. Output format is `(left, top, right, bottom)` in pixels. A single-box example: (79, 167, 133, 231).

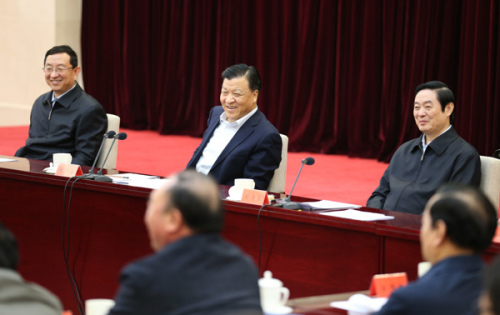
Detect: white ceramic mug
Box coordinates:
(228, 178, 256, 200)
(53, 153, 72, 169)
(259, 271, 289, 313)
(85, 299, 115, 315)
(234, 178, 256, 190)
(418, 261, 432, 278)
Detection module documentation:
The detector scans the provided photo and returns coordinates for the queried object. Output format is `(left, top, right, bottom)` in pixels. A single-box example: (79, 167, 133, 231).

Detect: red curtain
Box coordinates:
(81, 0, 500, 161)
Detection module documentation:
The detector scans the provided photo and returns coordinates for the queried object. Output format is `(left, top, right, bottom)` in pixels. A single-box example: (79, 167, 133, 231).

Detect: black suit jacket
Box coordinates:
(109, 234, 262, 315)
(15, 83, 107, 166)
(187, 106, 282, 190)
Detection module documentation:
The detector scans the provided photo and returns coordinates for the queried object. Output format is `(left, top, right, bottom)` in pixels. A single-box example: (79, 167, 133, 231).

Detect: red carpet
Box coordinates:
(0, 126, 388, 205)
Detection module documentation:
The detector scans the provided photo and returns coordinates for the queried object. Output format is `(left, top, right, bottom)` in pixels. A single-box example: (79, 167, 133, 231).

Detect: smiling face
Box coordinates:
(413, 89, 453, 143)
(220, 76, 259, 123)
(44, 53, 80, 97)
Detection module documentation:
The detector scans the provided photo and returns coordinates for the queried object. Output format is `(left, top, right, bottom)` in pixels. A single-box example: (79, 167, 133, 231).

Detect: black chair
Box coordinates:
(494, 149, 500, 159)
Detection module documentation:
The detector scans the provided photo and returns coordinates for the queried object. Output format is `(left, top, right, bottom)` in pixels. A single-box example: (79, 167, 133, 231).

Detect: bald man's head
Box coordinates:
(166, 170, 224, 233)
(145, 170, 224, 251)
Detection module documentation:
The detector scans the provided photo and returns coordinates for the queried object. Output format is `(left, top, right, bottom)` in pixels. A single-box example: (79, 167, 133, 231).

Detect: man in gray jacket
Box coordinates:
(0, 222, 62, 315)
(367, 81, 481, 214)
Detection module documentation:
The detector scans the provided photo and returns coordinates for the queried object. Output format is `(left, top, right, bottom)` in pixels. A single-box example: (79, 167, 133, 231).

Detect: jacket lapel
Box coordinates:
(210, 111, 262, 171)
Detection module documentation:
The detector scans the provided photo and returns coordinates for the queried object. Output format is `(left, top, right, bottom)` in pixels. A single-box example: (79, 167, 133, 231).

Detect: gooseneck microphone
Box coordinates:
(94, 132, 128, 182)
(281, 157, 315, 209)
(82, 131, 116, 179)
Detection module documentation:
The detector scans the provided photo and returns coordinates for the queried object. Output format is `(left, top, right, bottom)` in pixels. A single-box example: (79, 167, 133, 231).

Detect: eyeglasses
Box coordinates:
(42, 67, 74, 74)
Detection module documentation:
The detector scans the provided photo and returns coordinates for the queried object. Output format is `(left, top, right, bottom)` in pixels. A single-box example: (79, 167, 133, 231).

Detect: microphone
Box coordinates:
(279, 157, 315, 209)
(81, 131, 116, 179)
(94, 132, 128, 182)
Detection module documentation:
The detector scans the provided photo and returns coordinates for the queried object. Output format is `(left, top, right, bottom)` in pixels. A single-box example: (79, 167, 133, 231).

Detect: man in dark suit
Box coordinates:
(15, 45, 107, 166)
(367, 81, 480, 214)
(187, 64, 282, 190)
(375, 183, 497, 315)
(108, 170, 263, 315)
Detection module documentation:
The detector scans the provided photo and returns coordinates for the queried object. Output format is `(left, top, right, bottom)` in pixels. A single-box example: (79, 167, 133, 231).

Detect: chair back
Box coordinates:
(480, 155, 500, 212)
(267, 134, 288, 193)
(97, 114, 121, 170)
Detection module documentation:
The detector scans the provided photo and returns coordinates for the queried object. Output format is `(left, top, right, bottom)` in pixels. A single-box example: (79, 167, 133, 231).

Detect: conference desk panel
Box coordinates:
(0, 158, 153, 312)
(223, 203, 381, 297)
(3, 156, 497, 313)
(0, 157, 386, 311)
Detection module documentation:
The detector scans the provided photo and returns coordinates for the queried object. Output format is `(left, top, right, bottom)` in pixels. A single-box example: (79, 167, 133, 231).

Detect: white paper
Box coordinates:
(330, 294, 388, 314)
(301, 200, 362, 210)
(127, 178, 170, 189)
(109, 173, 160, 180)
(0, 158, 17, 163)
(319, 209, 394, 221)
(108, 174, 168, 189)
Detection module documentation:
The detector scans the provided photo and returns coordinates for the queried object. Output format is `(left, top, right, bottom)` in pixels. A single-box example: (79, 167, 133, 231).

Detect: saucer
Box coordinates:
(43, 167, 57, 174)
(265, 305, 293, 314)
(226, 196, 241, 201)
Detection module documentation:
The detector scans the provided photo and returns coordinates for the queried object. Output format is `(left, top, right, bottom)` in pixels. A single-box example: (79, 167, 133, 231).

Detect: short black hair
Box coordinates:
(221, 64, 261, 92)
(0, 222, 19, 270)
(166, 171, 224, 233)
(44, 45, 78, 68)
(483, 255, 500, 315)
(415, 81, 455, 124)
(429, 183, 497, 253)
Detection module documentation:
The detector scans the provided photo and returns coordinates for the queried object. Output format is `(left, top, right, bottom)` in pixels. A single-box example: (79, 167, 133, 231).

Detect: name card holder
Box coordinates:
(55, 163, 83, 177)
(494, 226, 500, 243)
(369, 272, 408, 298)
(240, 189, 270, 206)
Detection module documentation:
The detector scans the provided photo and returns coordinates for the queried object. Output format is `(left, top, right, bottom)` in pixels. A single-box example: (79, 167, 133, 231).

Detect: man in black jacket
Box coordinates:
(367, 81, 481, 214)
(109, 170, 262, 315)
(15, 45, 107, 166)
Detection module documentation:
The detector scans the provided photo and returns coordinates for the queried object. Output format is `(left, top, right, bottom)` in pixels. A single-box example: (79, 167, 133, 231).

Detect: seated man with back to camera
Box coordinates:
(367, 81, 481, 214)
(187, 64, 282, 190)
(375, 183, 497, 315)
(108, 170, 262, 315)
(15, 45, 107, 166)
(0, 222, 62, 315)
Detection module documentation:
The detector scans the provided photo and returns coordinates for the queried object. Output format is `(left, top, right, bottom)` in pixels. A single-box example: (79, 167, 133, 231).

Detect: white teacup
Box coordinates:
(234, 178, 255, 190)
(228, 178, 256, 200)
(418, 261, 432, 278)
(85, 299, 115, 315)
(259, 271, 289, 313)
(53, 153, 72, 169)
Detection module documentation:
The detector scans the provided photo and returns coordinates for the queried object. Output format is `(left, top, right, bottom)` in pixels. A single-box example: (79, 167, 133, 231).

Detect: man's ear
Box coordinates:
(253, 89, 259, 103)
(163, 208, 185, 234)
(432, 219, 448, 247)
(73, 66, 81, 78)
(445, 102, 454, 116)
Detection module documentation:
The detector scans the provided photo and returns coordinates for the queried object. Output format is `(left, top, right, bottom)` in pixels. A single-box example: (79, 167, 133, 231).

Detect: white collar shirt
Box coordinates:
(422, 125, 452, 153)
(196, 106, 258, 175)
(51, 82, 77, 107)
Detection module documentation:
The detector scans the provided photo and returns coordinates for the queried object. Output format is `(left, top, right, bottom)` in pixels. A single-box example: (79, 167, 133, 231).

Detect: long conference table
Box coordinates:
(1, 156, 499, 313)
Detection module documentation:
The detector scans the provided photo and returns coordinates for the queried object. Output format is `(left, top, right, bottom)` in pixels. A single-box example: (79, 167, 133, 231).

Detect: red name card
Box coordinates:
(493, 226, 500, 243)
(240, 189, 270, 206)
(369, 272, 408, 298)
(55, 163, 83, 177)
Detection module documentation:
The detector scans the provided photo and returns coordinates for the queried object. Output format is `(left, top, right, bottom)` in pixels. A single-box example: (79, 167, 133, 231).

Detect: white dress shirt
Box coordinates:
(196, 106, 258, 175)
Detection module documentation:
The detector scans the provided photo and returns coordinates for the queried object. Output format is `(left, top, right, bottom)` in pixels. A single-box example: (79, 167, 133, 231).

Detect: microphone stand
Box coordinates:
(276, 157, 315, 210)
(95, 132, 128, 182)
(81, 131, 115, 180)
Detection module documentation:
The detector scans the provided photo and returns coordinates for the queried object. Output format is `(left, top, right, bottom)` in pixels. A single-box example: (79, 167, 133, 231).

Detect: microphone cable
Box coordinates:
(256, 203, 266, 276)
(62, 176, 85, 315)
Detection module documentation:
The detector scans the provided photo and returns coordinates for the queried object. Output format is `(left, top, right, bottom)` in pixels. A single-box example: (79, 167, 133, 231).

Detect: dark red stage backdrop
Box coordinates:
(81, 0, 500, 162)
